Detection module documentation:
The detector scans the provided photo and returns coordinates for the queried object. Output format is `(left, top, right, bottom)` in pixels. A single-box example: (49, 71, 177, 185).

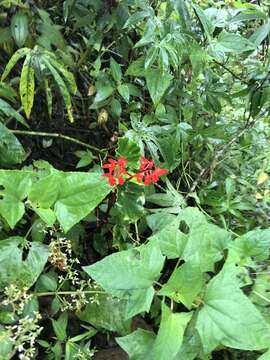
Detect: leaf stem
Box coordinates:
(33, 290, 106, 297)
(10, 129, 105, 153)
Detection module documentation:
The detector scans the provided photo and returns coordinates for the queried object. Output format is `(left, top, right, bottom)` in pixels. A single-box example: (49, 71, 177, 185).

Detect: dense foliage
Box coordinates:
(0, 0, 270, 359)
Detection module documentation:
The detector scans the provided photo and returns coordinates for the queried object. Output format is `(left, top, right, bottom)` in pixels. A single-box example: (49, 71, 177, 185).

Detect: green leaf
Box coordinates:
(42, 57, 74, 123)
(150, 304, 193, 360)
(158, 262, 203, 309)
(54, 172, 111, 232)
(93, 84, 114, 103)
(148, 215, 187, 259)
(110, 98, 122, 118)
(116, 137, 141, 167)
(117, 329, 156, 360)
(228, 229, 270, 265)
(0, 123, 26, 167)
(0, 99, 28, 127)
(196, 266, 270, 353)
(193, 4, 214, 40)
(0, 170, 32, 228)
(258, 350, 270, 360)
(123, 10, 153, 29)
(20, 54, 35, 119)
(250, 19, 270, 47)
(0, 237, 49, 288)
(78, 293, 131, 335)
(110, 57, 122, 82)
(1, 47, 30, 81)
(145, 47, 159, 69)
(83, 243, 165, 318)
(11, 11, 29, 48)
(116, 183, 145, 222)
(146, 69, 173, 106)
(117, 83, 130, 103)
(52, 313, 68, 341)
(216, 31, 256, 53)
(125, 57, 146, 77)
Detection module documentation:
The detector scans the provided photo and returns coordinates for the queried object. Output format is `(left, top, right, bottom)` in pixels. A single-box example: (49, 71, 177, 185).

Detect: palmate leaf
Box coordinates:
(19, 53, 35, 119)
(1, 47, 30, 81)
(196, 266, 270, 353)
(42, 56, 74, 122)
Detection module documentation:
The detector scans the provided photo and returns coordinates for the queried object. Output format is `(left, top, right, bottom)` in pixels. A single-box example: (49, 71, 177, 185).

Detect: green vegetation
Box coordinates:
(0, 0, 270, 359)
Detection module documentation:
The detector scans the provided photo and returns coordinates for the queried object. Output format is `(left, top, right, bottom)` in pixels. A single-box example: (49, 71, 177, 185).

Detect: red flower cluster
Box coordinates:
(102, 157, 127, 186)
(102, 156, 168, 186)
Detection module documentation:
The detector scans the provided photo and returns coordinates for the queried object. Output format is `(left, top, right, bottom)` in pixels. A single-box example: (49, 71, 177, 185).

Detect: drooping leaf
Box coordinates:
(11, 11, 29, 48)
(1, 47, 30, 81)
(42, 57, 74, 123)
(110, 57, 122, 82)
(0, 98, 28, 127)
(19, 53, 35, 119)
(146, 68, 173, 106)
(117, 83, 130, 103)
(249, 19, 270, 47)
(196, 266, 270, 353)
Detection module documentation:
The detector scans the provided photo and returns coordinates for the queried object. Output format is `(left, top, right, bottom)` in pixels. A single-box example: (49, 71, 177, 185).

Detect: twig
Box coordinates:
(10, 129, 105, 153)
(214, 60, 249, 85)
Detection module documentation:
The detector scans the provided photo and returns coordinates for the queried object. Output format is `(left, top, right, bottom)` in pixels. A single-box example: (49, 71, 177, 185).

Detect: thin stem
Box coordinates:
(10, 129, 105, 153)
(253, 290, 270, 303)
(33, 290, 106, 297)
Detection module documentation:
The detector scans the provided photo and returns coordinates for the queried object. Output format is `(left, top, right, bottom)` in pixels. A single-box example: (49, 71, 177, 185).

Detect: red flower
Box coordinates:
(136, 156, 168, 186)
(102, 157, 127, 186)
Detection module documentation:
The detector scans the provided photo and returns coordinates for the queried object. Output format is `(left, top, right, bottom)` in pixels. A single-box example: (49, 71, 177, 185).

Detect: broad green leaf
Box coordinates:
(148, 215, 187, 259)
(115, 183, 145, 222)
(110, 57, 122, 82)
(228, 229, 270, 265)
(117, 329, 156, 360)
(42, 57, 74, 123)
(250, 20, 270, 47)
(0, 99, 28, 127)
(117, 83, 130, 103)
(196, 266, 270, 353)
(0, 327, 13, 359)
(146, 69, 173, 106)
(54, 172, 111, 232)
(20, 54, 35, 119)
(1, 47, 30, 81)
(0, 237, 49, 288)
(125, 57, 145, 77)
(11, 11, 29, 48)
(93, 84, 114, 103)
(216, 31, 256, 53)
(29, 173, 62, 208)
(182, 222, 231, 272)
(0, 122, 26, 167)
(0, 170, 32, 228)
(259, 350, 270, 360)
(158, 262, 203, 309)
(78, 293, 131, 335)
(83, 243, 165, 318)
(151, 305, 192, 360)
(145, 47, 159, 69)
(172, 0, 192, 31)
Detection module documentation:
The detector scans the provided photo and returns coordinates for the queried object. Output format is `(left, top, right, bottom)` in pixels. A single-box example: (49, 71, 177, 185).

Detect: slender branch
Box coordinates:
(10, 129, 105, 153)
(253, 290, 270, 303)
(33, 290, 106, 297)
(213, 60, 249, 85)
